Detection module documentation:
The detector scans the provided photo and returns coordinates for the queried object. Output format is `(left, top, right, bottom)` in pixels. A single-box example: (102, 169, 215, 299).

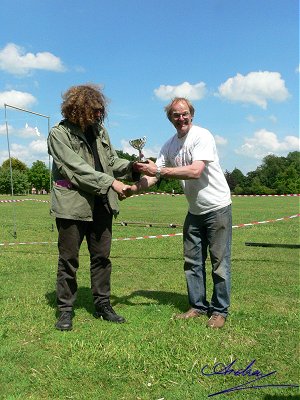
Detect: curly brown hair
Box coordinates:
(164, 97, 195, 122)
(61, 83, 109, 131)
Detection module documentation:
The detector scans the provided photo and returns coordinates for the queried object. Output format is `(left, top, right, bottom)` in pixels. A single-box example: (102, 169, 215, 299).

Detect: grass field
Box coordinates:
(0, 194, 299, 400)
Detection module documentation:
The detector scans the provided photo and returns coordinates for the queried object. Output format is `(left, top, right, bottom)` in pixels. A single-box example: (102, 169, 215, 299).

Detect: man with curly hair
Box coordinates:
(48, 83, 139, 331)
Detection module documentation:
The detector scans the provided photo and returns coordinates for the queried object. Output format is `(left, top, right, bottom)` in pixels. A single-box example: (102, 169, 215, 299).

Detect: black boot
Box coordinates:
(55, 311, 73, 331)
(94, 303, 126, 323)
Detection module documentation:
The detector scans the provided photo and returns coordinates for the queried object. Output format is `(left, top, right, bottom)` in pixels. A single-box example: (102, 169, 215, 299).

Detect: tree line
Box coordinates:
(0, 151, 299, 195)
(0, 158, 50, 194)
(224, 151, 299, 195)
(118, 150, 300, 195)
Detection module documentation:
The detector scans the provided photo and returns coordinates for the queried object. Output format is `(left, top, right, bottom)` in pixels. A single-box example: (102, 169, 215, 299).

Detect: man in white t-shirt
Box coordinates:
(130, 97, 232, 329)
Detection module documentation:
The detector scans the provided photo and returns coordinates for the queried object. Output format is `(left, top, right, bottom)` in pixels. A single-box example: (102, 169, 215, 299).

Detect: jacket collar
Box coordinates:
(60, 119, 106, 142)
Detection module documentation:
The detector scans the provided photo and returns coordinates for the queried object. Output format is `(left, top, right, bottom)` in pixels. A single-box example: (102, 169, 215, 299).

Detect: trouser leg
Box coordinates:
(207, 205, 232, 317)
(86, 203, 113, 307)
(56, 218, 85, 312)
(183, 212, 210, 314)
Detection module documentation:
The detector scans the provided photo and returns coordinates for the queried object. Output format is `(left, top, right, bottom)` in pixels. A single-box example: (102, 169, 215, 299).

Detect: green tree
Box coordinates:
(225, 168, 246, 191)
(29, 160, 51, 192)
(224, 170, 235, 191)
(244, 170, 259, 193)
(231, 168, 246, 188)
(274, 164, 300, 194)
(233, 185, 244, 195)
(1, 158, 28, 172)
(286, 151, 300, 168)
(0, 169, 10, 194)
(256, 154, 287, 189)
(157, 178, 183, 194)
(256, 152, 300, 194)
(0, 169, 29, 194)
(116, 150, 137, 161)
(247, 176, 275, 195)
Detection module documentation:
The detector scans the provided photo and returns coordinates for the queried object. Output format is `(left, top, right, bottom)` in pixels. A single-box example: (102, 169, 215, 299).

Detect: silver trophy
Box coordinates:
(129, 136, 148, 162)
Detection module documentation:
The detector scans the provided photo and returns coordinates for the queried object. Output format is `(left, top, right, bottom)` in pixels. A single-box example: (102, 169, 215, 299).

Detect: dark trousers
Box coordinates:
(55, 203, 113, 311)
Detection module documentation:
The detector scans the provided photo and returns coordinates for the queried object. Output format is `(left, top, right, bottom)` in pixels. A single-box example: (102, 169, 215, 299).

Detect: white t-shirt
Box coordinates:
(156, 125, 231, 215)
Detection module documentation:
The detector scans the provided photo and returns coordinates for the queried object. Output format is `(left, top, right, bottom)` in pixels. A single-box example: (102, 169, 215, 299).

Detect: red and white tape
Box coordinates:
(0, 198, 50, 203)
(0, 193, 299, 204)
(231, 214, 299, 228)
(0, 214, 298, 247)
(127, 192, 300, 198)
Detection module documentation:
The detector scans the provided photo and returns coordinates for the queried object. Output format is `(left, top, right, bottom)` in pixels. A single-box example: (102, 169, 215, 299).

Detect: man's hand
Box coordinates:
(133, 159, 157, 177)
(111, 180, 132, 201)
(122, 184, 139, 198)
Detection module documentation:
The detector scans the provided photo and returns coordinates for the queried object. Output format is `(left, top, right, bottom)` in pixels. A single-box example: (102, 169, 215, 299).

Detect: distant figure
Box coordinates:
(48, 83, 139, 331)
(130, 97, 232, 329)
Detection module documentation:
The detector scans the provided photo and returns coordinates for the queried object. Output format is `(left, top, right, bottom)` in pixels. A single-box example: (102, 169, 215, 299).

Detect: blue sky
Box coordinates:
(0, 0, 298, 174)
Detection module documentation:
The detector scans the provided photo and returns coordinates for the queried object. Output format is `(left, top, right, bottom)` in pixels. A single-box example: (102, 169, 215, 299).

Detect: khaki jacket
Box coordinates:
(47, 119, 136, 220)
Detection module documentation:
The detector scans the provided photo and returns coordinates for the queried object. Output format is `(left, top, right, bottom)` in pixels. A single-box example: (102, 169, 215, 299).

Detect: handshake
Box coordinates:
(111, 180, 137, 201)
(112, 159, 159, 201)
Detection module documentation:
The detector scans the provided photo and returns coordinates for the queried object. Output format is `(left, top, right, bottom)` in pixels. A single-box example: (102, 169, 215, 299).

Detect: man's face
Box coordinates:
(93, 108, 102, 123)
(170, 101, 193, 137)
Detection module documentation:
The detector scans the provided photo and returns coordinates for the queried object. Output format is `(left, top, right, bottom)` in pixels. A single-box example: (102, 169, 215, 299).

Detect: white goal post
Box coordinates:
(4, 103, 51, 238)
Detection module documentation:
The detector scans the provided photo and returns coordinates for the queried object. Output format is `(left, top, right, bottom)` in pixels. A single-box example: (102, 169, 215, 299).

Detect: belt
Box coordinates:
(54, 179, 73, 189)
(54, 181, 108, 204)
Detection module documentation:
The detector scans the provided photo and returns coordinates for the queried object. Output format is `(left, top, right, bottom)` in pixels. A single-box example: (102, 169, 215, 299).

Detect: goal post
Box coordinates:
(4, 103, 51, 238)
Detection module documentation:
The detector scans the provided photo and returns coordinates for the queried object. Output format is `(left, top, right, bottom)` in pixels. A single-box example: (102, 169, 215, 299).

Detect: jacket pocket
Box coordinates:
(99, 141, 116, 167)
(51, 186, 93, 220)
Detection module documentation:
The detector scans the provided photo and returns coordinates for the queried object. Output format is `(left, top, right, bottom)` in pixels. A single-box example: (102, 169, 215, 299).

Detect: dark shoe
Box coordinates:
(55, 311, 72, 331)
(207, 314, 226, 329)
(94, 303, 126, 323)
(175, 308, 206, 320)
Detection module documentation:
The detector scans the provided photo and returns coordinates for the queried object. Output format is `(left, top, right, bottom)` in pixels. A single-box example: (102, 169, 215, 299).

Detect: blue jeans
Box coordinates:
(183, 205, 232, 318)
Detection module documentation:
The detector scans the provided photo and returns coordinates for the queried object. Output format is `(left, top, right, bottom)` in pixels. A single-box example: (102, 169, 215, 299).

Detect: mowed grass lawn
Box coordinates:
(0, 194, 299, 400)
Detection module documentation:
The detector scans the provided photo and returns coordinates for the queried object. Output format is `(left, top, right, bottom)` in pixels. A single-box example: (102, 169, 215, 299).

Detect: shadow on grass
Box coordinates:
(232, 257, 287, 264)
(112, 289, 188, 312)
(45, 288, 188, 315)
(45, 287, 95, 316)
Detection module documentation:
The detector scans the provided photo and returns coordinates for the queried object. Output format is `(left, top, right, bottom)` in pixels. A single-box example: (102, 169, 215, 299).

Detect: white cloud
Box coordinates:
(0, 150, 10, 164)
(246, 114, 256, 123)
(0, 139, 48, 166)
(0, 90, 37, 109)
(268, 115, 277, 123)
(30, 139, 48, 153)
(214, 135, 228, 146)
(246, 114, 277, 124)
(0, 124, 9, 136)
(296, 64, 300, 73)
(74, 65, 86, 73)
(9, 143, 29, 160)
(0, 43, 65, 75)
(154, 81, 206, 101)
(217, 71, 289, 109)
(0, 123, 47, 140)
(18, 123, 45, 138)
(0, 121, 48, 165)
(235, 129, 299, 159)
